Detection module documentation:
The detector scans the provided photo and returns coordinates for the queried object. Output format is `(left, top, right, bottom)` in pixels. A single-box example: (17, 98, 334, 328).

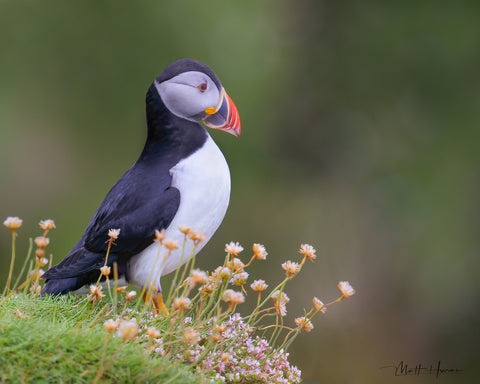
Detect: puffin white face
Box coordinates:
(155, 71, 220, 122)
(155, 70, 241, 137)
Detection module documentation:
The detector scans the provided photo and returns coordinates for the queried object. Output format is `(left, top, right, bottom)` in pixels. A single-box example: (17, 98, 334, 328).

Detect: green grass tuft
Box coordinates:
(0, 293, 206, 383)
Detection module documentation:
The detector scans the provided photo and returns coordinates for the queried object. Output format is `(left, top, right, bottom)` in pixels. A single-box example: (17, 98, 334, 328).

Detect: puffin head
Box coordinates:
(153, 58, 241, 137)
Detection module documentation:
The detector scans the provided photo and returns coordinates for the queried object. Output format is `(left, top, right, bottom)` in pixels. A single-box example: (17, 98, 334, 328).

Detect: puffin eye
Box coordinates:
(197, 82, 208, 92)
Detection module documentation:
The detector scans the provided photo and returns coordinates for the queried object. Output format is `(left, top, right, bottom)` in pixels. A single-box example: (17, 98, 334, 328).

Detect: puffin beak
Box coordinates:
(203, 88, 241, 137)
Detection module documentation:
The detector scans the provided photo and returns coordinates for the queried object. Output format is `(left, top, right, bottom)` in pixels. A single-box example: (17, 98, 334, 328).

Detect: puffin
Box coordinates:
(42, 58, 241, 301)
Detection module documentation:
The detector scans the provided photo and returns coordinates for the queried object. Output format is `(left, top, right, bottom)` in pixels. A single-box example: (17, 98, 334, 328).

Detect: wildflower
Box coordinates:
(190, 269, 208, 285)
(338, 281, 355, 298)
(89, 285, 105, 301)
(230, 271, 249, 286)
(34, 236, 50, 249)
(100, 266, 111, 276)
(3, 216, 23, 232)
(299, 243, 317, 261)
(222, 289, 245, 305)
(182, 327, 200, 345)
(108, 228, 121, 241)
(39, 219, 55, 231)
(116, 286, 127, 293)
(154, 229, 165, 242)
(252, 243, 268, 260)
(35, 248, 45, 258)
(104, 319, 118, 331)
(250, 279, 268, 292)
(281, 260, 301, 277)
(117, 319, 139, 340)
(219, 267, 231, 279)
(30, 268, 45, 279)
(294, 316, 314, 332)
(37, 257, 48, 267)
(221, 353, 230, 362)
(178, 225, 191, 235)
(147, 327, 161, 339)
(30, 285, 42, 295)
(173, 297, 192, 313)
(188, 229, 207, 243)
(125, 291, 137, 302)
(229, 257, 245, 272)
(163, 238, 179, 250)
(272, 290, 290, 316)
(215, 325, 226, 333)
(225, 241, 243, 256)
(312, 297, 327, 313)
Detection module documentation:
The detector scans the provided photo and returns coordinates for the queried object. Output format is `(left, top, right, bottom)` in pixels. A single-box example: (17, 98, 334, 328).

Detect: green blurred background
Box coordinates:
(1, 1, 479, 383)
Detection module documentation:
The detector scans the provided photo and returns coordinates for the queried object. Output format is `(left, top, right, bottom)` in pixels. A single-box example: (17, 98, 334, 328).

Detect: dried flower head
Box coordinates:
(188, 229, 207, 243)
(338, 281, 355, 298)
(219, 267, 232, 279)
(252, 243, 268, 260)
(230, 271, 249, 286)
(37, 257, 49, 268)
(30, 268, 45, 279)
(173, 297, 192, 313)
(299, 243, 317, 261)
(154, 229, 165, 242)
(215, 325, 226, 333)
(89, 285, 105, 301)
(116, 286, 127, 293)
(251, 279, 268, 292)
(272, 290, 290, 316)
(35, 248, 45, 258)
(190, 269, 208, 285)
(221, 353, 231, 362)
(222, 289, 245, 305)
(229, 257, 245, 272)
(182, 327, 200, 345)
(125, 291, 137, 302)
(147, 327, 161, 339)
(3, 216, 23, 231)
(312, 297, 327, 313)
(178, 225, 191, 235)
(100, 266, 111, 276)
(163, 238, 179, 250)
(117, 319, 139, 340)
(34, 236, 50, 249)
(108, 228, 121, 241)
(281, 260, 301, 277)
(225, 241, 244, 256)
(104, 319, 118, 331)
(39, 219, 55, 231)
(294, 316, 314, 332)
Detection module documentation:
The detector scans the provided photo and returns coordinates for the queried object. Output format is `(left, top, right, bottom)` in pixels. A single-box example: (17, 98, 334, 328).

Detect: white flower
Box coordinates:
(338, 281, 355, 298)
(225, 241, 244, 256)
(312, 297, 327, 313)
(108, 228, 121, 240)
(3, 216, 23, 231)
(117, 319, 139, 340)
(252, 243, 268, 260)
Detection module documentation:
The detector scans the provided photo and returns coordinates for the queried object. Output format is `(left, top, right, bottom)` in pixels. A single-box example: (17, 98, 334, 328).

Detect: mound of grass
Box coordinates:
(0, 293, 205, 383)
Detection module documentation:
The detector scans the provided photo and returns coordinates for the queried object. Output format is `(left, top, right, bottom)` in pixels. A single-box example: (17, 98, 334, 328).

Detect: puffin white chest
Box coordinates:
(128, 134, 231, 288)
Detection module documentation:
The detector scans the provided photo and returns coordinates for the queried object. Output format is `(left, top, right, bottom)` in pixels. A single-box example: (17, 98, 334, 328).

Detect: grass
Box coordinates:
(0, 293, 204, 383)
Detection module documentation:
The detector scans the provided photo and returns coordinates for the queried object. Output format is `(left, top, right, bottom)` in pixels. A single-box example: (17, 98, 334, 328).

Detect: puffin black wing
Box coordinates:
(42, 164, 180, 293)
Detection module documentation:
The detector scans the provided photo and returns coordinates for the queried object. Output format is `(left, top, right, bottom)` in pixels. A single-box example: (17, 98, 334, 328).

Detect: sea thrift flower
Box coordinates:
(147, 327, 161, 338)
(173, 297, 192, 313)
(100, 266, 111, 276)
(125, 291, 137, 302)
(281, 260, 301, 277)
(104, 319, 118, 331)
(163, 238, 179, 250)
(222, 289, 245, 305)
(188, 229, 206, 243)
(338, 281, 355, 298)
(252, 243, 268, 260)
(37, 257, 48, 267)
(117, 319, 139, 340)
(3, 216, 23, 233)
(230, 257, 245, 272)
(39, 219, 55, 231)
(30, 269, 45, 279)
(34, 236, 50, 249)
(154, 229, 165, 242)
(251, 279, 268, 292)
(178, 225, 191, 235)
(182, 327, 200, 345)
(89, 285, 104, 301)
(230, 271, 249, 286)
(219, 267, 231, 279)
(312, 297, 327, 313)
(108, 228, 120, 241)
(295, 316, 314, 332)
(35, 249, 45, 258)
(225, 241, 244, 256)
(299, 243, 317, 261)
(272, 290, 290, 317)
(116, 286, 127, 293)
(190, 269, 208, 285)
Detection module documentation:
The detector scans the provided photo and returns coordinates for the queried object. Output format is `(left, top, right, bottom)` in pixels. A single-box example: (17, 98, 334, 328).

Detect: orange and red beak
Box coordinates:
(203, 88, 241, 137)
